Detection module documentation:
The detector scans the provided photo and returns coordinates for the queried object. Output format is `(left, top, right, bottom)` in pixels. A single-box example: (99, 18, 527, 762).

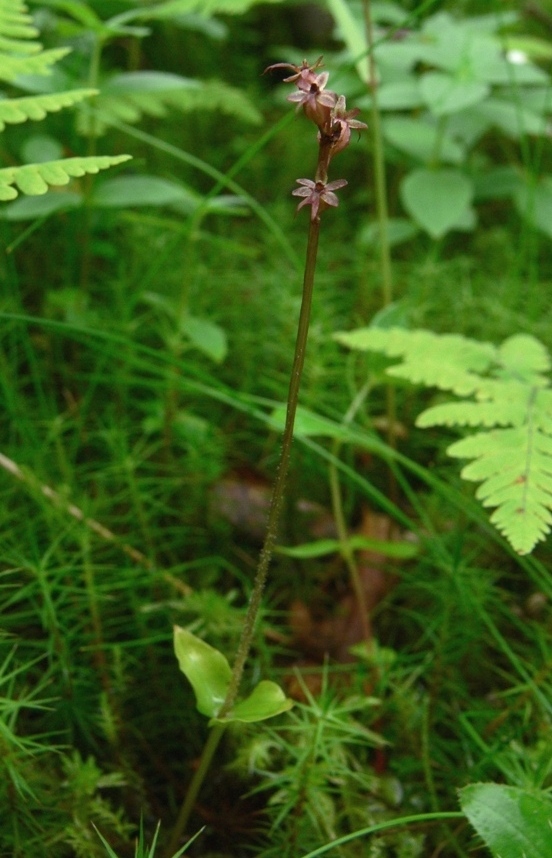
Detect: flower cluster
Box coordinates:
(265, 58, 367, 221)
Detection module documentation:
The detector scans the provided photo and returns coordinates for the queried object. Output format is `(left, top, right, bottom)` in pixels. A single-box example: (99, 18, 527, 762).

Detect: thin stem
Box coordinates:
(219, 215, 321, 717)
(165, 215, 321, 856)
(328, 383, 373, 647)
(164, 723, 226, 858)
(362, 0, 398, 501)
(362, 0, 393, 308)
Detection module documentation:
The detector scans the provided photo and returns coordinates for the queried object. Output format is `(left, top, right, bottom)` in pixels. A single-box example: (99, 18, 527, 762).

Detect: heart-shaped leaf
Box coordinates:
(173, 626, 231, 717)
(400, 168, 474, 238)
(421, 71, 489, 115)
(460, 783, 552, 858)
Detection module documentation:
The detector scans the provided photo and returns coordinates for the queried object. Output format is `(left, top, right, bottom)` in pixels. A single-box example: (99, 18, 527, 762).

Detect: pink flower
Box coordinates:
(264, 57, 324, 91)
(264, 57, 337, 129)
(326, 95, 368, 156)
(287, 71, 337, 129)
(292, 178, 348, 220)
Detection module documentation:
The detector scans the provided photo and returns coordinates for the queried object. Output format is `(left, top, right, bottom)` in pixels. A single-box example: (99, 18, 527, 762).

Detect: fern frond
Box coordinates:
(449, 414, 552, 555)
(138, 0, 283, 18)
(0, 154, 131, 200)
(334, 327, 496, 395)
(0, 0, 40, 45)
(0, 88, 96, 131)
(0, 45, 70, 82)
(0, 1, 70, 81)
(77, 71, 261, 136)
(335, 326, 552, 553)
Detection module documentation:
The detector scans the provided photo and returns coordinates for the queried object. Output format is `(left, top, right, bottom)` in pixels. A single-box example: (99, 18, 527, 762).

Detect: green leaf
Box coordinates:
(420, 71, 489, 116)
(460, 783, 552, 858)
(383, 117, 465, 165)
(173, 626, 231, 718)
(0, 190, 82, 220)
(133, 0, 283, 17)
(0, 155, 131, 201)
(277, 536, 418, 560)
(325, 0, 367, 81)
(373, 81, 424, 111)
(0, 88, 96, 131)
(90, 175, 195, 209)
(334, 326, 552, 553)
(515, 176, 552, 239)
(216, 680, 293, 724)
(180, 315, 228, 363)
(448, 413, 552, 555)
(81, 71, 261, 136)
(334, 327, 495, 394)
(269, 405, 354, 442)
(474, 97, 546, 139)
(400, 168, 474, 239)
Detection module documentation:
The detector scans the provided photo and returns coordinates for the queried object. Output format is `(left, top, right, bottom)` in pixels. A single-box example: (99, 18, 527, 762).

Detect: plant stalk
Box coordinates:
(218, 214, 321, 718)
(164, 722, 226, 858)
(166, 216, 321, 855)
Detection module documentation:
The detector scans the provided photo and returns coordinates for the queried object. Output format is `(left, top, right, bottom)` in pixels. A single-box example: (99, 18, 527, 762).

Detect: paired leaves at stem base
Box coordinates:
(334, 326, 552, 554)
(173, 626, 293, 724)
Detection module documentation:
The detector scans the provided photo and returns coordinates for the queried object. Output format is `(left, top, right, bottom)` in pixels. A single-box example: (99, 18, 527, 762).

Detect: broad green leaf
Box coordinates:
(473, 166, 523, 201)
(269, 405, 354, 442)
(217, 680, 293, 724)
(358, 218, 419, 248)
(180, 315, 228, 363)
(515, 177, 552, 239)
(173, 626, 231, 718)
(371, 80, 424, 111)
(133, 0, 283, 17)
(90, 175, 195, 209)
(460, 783, 552, 858)
(420, 72, 488, 116)
(325, 0, 367, 82)
(0, 190, 82, 220)
(0, 155, 131, 201)
(383, 117, 464, 165)
(474, 98, 546, 139)
(400, 168, 474, 239)
(277, 536, 418, 560)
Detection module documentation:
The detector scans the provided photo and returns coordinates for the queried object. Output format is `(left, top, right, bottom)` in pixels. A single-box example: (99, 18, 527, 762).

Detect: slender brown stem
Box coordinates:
(165, 215, 322, 855)
(218, 214, 321, 717)
(164, 723, 226, 858)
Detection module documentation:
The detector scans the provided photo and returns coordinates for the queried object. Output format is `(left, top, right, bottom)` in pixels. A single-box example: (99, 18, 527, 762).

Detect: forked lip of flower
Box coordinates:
(263, 57, 325, 84)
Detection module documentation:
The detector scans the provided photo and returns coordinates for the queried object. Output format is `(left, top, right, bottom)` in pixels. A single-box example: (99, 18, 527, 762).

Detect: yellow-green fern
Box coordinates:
(334, 326, 552, 555)
(0, 0, 130, 201)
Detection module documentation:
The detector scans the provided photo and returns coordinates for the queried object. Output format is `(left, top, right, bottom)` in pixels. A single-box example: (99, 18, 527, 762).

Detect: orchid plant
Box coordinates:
(168, 59, 366, 855)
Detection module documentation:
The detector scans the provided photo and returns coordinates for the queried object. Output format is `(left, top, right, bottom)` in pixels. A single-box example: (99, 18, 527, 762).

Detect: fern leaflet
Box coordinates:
(0, 155, 131, 200)
(0, 88, 96, 130)
(77, 72, 262, 136)
(334, 326, 552, 554)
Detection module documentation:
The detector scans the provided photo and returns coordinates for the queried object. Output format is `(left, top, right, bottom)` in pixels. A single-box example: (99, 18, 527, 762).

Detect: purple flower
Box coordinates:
(326, 95, 368, 156)
(287, 71, 337, 129)
(264, 57, 325, 90)
(292, 178, 348, 220)
(264, 57, 337, 129)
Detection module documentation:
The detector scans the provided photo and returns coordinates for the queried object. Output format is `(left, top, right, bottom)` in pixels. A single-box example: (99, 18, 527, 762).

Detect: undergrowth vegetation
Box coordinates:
(1, 0, 552, 857)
